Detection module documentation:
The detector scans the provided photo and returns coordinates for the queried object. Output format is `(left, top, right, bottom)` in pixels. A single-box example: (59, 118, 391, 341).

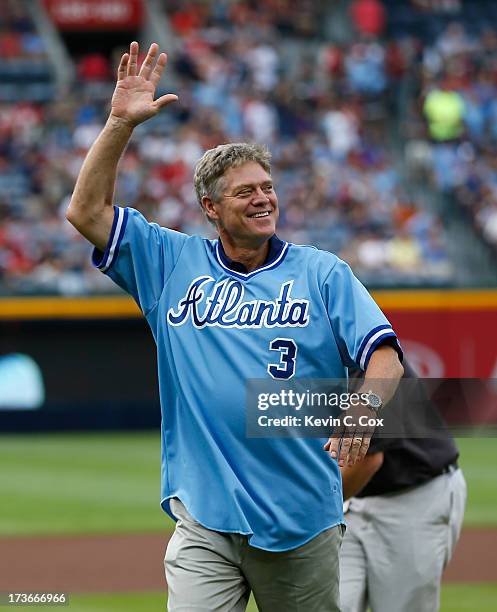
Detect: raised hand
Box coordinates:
(110, 41, 178, 128)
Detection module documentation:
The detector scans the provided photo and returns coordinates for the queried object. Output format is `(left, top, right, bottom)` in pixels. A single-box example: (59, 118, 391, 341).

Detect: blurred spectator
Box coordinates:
(0, 0, 47, 61)
(243, 95, 278, 143)
(0, 28, 22, 58)
(423, 83, 465, 141)
(350, 0, 386, 38)
(388, 228, 423, 274)
(77, 53, 111, 82)
(246, 42, 279, 91)
(345, 41, 387, 95)
(322, 100, 360, 159)
(170, 2, 204, 36)
(436, 21, 474, 59)
(478, 203, 497, 245)
(411, 0, 461, 13)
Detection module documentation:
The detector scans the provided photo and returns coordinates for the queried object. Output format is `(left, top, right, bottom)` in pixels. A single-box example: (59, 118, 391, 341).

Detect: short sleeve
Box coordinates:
(323, 259, 403, 370)
(92, 206, 189, 315)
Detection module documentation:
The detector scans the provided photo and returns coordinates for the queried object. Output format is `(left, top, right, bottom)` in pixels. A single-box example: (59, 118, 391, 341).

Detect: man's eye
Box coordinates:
(263, 185, 273, 193)
(237, 189, 252, 197)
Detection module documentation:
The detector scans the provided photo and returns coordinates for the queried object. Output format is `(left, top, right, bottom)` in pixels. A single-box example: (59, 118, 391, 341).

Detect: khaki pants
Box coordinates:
(165, 498, 343, 611)
(340, 468, 467, 612)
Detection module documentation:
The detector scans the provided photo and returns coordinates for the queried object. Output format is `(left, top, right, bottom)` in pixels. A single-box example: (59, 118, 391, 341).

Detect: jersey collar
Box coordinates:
(215, 235, 289, 279)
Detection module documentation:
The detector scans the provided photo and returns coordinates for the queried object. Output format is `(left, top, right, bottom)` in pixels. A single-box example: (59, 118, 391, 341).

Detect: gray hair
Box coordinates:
(193, 143, 272, 210)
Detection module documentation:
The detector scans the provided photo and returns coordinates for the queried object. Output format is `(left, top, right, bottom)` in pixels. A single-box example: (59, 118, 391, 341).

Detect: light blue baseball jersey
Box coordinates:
(93, 206, 402, 551)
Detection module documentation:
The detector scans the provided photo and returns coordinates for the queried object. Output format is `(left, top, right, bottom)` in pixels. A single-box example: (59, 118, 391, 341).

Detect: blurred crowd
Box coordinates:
(0, 0, 455, 295)
(0, 0, 46, 61)
(404, 20, 497, 254)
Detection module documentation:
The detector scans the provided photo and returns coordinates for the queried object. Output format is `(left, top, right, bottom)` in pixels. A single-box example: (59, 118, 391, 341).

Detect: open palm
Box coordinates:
(111, 41, 178, 127)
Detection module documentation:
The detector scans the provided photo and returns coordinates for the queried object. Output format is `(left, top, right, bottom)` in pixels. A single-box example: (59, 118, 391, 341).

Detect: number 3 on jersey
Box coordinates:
(267, 338, 298, 379)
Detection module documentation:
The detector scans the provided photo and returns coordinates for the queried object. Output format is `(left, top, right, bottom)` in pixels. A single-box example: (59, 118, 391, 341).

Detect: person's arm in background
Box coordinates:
(66, 41, 177, 249)
(341, 452, 384, 500)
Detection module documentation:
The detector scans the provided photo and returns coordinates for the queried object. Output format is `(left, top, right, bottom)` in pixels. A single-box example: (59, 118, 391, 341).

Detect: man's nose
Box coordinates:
(253, 187, 270, 204)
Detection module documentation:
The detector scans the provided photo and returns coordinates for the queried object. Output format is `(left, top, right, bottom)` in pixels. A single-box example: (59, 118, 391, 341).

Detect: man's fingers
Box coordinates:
(155, 93, 179, 109)
(325, 421, 344, 459)
(338, 436, 353, 466)
(128, 41, 139, 76)
(357, 437, 371, 462)
(325, 436, 340, 459)
(117, 53, 129, 81)
(139, 43, 158, 79)
(150, 52, 168, 87)
(347, 436, 365, 465)
(354, 417, 376, 464)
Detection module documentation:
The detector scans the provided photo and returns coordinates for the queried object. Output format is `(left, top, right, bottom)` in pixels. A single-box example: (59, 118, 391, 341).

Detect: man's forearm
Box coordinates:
(341, 452, 384, 500)
(360, 345, 404, 407)
(67, 116, 133, 247)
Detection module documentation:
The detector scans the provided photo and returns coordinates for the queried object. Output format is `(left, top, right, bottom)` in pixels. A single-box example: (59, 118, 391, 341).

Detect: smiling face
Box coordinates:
(203, 161, 279, 248)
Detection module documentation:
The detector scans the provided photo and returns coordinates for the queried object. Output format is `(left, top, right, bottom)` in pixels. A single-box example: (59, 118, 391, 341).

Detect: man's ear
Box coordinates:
(202, 196, 219, 221)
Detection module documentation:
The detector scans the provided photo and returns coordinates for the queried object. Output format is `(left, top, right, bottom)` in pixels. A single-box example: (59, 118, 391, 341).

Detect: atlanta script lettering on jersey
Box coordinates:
(167, 276, 310, 329)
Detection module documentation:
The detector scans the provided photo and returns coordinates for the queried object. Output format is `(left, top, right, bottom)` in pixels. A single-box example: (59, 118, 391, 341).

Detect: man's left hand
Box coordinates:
(323, 404, 379, 467)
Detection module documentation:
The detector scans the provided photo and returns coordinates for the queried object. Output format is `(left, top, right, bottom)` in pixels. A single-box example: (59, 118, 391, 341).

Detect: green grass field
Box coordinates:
(0, 433, 496, 611)
(0, 432, 172, 535)
(455, 438, 497, 526)
(0, 433, 496, 535)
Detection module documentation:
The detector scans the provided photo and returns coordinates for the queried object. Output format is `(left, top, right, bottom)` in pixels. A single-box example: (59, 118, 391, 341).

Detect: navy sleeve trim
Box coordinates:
(362, 334, 403, 370)
(92, 206, 128, 273)
(357, 324, 403, 370)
